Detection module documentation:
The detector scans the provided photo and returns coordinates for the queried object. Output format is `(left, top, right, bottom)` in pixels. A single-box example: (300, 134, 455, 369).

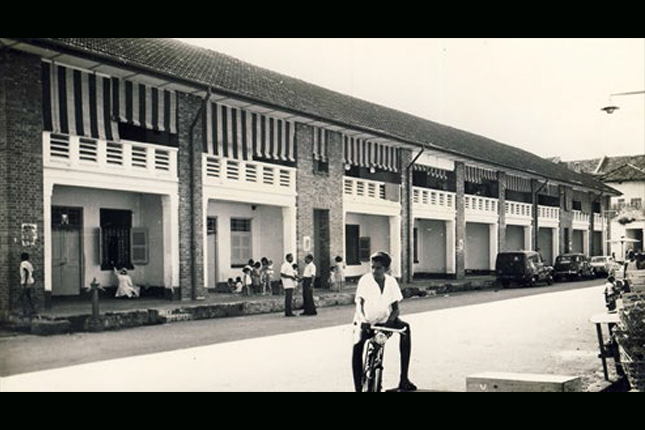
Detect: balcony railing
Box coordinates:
(44, 132, 177, 180)
(465, 195, 499, 215)
(344, 177, 394, 202)
(505, 201, 532, 219)
(538, 205, 560, 221)
(204, 155, 296, 193)
(412, 187, 455, 211)
(572, 210, 590, 224)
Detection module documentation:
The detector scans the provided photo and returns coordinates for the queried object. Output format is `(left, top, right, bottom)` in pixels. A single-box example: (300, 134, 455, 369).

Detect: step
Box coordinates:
(466, 372, 582, 392)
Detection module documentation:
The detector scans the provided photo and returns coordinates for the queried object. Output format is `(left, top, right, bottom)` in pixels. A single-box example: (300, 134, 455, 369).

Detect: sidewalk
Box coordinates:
(2, 276, 497, 336)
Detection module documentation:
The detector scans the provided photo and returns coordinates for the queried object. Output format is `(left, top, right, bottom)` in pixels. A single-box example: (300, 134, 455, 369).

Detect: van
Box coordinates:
(495, 251, 554, 288)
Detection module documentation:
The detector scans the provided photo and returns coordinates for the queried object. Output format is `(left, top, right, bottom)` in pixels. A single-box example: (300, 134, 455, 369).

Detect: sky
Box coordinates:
(175, 38, 645, 162)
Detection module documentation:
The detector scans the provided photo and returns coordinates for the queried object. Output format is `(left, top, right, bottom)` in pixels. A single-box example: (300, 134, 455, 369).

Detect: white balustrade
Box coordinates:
(505, 201, 532, 218)
(412, 187, 455, 211)
(44, 132, 177, 180)
(344, 177, 389, 202)
(204, 155, 296, 193)
(537, 205, 560, 221)
(465, 195, 498, 215)
(572, 210, 590, 223)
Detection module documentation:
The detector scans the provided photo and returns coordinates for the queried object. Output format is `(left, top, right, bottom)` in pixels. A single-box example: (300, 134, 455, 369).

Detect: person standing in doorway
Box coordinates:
(19, 252, 37, 318)
(281, 254, 298, 317)
(301, 254, 317, 316)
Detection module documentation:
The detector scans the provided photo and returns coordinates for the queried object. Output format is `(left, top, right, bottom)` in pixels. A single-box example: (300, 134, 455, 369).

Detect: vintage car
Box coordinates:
(553, 253, 594, 281)
(495, 251, 554, 288)
(589, 256, 622, 277)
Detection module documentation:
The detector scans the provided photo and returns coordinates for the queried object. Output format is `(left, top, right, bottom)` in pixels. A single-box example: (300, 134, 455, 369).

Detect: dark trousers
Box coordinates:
(284, 288, 294, 316)
(19, 287, 36, 317)
(351, 318, 411, 392)
(302, 277, 317, 315)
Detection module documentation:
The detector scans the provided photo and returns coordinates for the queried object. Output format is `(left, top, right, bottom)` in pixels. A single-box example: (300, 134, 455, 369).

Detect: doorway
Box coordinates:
(51, 207, 83, 296)
(313, 209, 330, 288)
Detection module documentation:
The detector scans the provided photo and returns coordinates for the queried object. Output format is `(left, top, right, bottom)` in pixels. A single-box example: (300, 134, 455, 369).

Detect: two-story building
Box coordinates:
(560, 155, 644, 257)
(0, 38, 620, 319)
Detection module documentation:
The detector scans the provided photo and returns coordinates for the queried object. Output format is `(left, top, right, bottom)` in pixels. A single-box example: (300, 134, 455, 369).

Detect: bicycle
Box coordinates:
(361, 324, 407, 392)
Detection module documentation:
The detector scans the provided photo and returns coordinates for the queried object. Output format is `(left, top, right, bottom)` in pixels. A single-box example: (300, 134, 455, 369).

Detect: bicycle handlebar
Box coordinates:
(369, 325, 407, 334)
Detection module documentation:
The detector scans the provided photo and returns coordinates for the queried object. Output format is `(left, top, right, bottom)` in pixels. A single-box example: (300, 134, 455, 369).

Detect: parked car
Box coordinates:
(495, 251, 554, 288)
(589, 256, 622, 278)
(553, 253, 593, 281)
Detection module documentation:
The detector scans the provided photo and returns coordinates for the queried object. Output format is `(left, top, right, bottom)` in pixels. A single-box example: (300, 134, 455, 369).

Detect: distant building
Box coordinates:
(558, 155, 644, 257)
(0, 38, 620, 319)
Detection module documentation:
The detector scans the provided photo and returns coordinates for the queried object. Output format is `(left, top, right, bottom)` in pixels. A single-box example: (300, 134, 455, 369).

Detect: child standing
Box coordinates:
(19, 252, 37, 318)
(242, 266, 253, 296)
(252, 261, 262, 295)
(260, 257, 274, 296)
(331, 255, 346, 292)
(234, 276, 244, 294)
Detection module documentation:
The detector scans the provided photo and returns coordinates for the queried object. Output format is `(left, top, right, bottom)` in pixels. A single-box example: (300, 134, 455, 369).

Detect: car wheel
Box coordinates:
(502, 280, 510, 289)
(546, 275, 554, 286)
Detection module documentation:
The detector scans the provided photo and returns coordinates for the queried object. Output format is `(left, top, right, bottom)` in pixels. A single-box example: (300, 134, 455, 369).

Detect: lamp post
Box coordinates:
(601, 90, 645, 114)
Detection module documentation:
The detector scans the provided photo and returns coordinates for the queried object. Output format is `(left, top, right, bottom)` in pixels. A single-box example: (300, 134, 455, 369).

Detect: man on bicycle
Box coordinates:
(352, 251, 417, 392)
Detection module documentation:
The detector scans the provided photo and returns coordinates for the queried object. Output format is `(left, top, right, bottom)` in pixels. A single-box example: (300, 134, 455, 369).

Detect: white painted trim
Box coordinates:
(344, 200, 401, 217)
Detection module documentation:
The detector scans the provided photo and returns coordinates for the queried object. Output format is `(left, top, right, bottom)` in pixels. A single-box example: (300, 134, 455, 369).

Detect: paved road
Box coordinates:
(0, 279, 608, 391)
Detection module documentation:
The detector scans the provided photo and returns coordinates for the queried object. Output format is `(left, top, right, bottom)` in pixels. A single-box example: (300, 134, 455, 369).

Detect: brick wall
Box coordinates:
(400, 148, 413, 283)
(295, 125, 344, 286)
(454, 161, 466, 279)
(497, 171, 507, 252)
(559, 185, 573, 254)
(0, 49, 44, 320)
(176, 93, 206, 300)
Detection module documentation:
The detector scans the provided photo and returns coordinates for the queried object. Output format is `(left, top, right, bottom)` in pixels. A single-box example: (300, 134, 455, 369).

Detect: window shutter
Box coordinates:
(131, 228, 149, 265)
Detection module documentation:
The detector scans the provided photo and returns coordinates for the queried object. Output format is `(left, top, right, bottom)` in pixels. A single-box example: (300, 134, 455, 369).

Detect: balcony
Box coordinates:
(203, 155, 296, 205)
(343, 177, 400, 215)
(412, 187, 455, 220)
(44, 132, 177, 182)
(465, 195, 499, 222)
(572, 210, 590, 230)
(505, 201, 532, 225)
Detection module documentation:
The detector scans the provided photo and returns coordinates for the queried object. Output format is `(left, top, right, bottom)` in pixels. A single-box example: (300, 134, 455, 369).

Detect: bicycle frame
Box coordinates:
(361, 325, 407, 392)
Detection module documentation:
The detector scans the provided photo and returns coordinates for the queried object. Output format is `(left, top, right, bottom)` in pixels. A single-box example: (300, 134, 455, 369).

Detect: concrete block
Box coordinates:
(467, 372, 582, 392)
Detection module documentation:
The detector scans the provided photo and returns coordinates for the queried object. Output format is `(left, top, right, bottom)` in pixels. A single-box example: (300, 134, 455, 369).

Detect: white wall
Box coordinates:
(465, 222, 490, 271)
(414, 219, 447, 273)
(608, 181, 645, 206)
(572, 229, 584, 254)
(345, 213, 390, 278)
(538, 227, 554, 265)
(206, 200, 284, 283)
(52, 185, 165, 290)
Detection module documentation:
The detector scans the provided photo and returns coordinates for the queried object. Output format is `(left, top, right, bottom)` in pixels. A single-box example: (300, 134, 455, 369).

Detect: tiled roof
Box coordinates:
(563, 155, 645, 177)
(14, 37, 619, 194)
(600, 162, 645, 183)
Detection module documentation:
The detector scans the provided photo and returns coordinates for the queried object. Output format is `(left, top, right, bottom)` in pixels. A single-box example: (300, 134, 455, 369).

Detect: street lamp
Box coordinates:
(601, 90, 645, 114)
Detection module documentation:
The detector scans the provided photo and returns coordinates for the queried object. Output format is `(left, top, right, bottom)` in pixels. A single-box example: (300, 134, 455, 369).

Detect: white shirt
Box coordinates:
(353, 273, 403, 325)
(303, 261, 316, 278)
(281, 261, 296, 289)
(20, 261, 35, 286)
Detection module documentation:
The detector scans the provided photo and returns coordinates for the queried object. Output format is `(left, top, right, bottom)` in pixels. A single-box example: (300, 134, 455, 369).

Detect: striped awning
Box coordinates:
(343, 135, 399, 172)
(506, 175, 532, 193)
(465, 165, 497, 184)
(204, 102, 295, 162)
(312, 126, 328, 162)
(413, 164, 449, 180)
(112, 78, 177, 134)
(42, 62, 119, 141)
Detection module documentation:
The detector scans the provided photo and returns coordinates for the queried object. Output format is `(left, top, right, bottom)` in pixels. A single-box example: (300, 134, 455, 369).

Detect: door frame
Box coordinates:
(51, 206, 84, 296)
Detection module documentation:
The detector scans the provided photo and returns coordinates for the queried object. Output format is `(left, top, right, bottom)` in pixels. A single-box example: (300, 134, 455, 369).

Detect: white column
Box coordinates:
(43, 181, 54, 293)
(203, 195, 209, 287)
(390, 214, 402, 278)
(489, 223, 498, 270)
(552, 228, 559, 264)
(524, 225, 533, 251)
(583, 228, 590, 257)
(162, 193, 180, 289)
(446, 219, 456, 274)
(282, 205, 297, 257)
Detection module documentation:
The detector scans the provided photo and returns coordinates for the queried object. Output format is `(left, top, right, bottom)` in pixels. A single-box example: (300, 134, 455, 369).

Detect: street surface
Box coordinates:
(0, 280, 608, 391)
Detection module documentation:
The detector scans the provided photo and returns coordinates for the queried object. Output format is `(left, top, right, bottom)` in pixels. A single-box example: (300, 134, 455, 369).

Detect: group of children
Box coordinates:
(227, 257, 275, 296)
(226, 255, 347, 295)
